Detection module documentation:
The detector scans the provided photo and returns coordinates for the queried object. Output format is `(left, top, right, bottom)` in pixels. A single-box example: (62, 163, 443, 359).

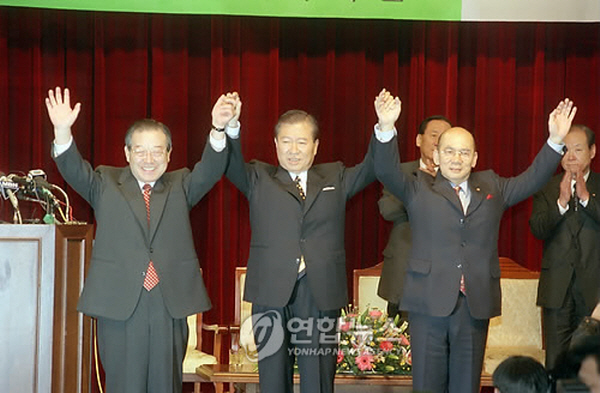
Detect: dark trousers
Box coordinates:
(543, 274, 589, 370)
(252, 276, 340, 393)
(409, 293, 489, 393)
(96, 285, 188, 393)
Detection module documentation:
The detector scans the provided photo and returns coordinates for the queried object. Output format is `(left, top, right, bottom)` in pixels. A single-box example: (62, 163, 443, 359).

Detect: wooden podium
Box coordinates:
(0, 224, 93, 393)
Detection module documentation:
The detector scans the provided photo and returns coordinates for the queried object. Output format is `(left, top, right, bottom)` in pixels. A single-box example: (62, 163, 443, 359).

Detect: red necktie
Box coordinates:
(454, 186, 467, 295)
(142, 184, 159, 291)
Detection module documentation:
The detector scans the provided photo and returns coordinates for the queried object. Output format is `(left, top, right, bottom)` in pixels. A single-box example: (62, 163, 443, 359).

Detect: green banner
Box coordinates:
(0, 0, 462, 21)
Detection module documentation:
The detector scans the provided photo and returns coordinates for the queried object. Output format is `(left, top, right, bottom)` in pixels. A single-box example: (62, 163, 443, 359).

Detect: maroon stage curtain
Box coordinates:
(1, 7, 600, 333)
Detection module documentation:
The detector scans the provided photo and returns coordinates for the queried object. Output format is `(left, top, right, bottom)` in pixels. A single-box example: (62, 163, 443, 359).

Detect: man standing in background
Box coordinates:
(530, 124, 600, 369)
(378, 115, 451, 320)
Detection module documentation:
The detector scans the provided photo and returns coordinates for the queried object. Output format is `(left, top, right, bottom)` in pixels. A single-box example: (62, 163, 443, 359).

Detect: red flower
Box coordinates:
(369, 309, 383, 319)
(340, 321, 351, 332)
(355, 353, 374, 371)
(399, 334, 410, 346)
(379, 340, 394, 352)
(406, 350, 412, 365)
(337, 350, 345, 364)
(486, 194, 493, 200)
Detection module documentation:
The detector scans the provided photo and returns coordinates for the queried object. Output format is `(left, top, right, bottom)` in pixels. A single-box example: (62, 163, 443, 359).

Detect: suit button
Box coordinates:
(149, 247, 154, 253)
(457, 264, 462, 269)
(459, 219, 464, 224)
(142, 271, 146, 276)
(296, 258, 300, 263)
(300, 238, 306, 243)
(461, 242, 466, 247)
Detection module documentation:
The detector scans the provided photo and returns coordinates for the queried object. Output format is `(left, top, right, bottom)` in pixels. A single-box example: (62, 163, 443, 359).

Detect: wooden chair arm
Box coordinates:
(201, 323, 229, 363)
(202, 323, 229, 334)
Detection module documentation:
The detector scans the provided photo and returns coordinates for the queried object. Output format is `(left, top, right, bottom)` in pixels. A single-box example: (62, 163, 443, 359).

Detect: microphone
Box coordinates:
(8, 173, 53, 190)
(0, 173, 23, 224)
(0, 172, 21, 200)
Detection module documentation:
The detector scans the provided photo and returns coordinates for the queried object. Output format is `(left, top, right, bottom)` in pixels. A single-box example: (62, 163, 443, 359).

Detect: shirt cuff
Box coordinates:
(580, 198, 589, 208)
(374, 124, 397, 143)
(226, 121, 241, 139)
(557, 199, 569, 215)
(53, 137, 74, 157)
(547, 138, 565, 155)
(209, 133, 227, 152)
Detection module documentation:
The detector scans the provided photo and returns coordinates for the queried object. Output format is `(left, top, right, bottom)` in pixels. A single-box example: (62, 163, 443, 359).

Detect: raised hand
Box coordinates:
(211, 92, 240, 130)
(558, 170, 573, 208)
(374, 88, 401, 132)
(45, 87, 81, 145)
(226, 92, 241, 127)
(574, 169, 590, 202)
(548, 98, 577, 145)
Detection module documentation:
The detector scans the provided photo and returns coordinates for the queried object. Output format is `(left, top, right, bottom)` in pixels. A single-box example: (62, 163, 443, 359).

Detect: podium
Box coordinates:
(0, 224, 93, 393)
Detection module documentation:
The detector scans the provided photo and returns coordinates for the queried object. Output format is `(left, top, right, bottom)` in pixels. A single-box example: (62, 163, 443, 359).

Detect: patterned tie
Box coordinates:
(142, 184, 159, 291)
(294, 176, 306, 201)
(294, 176, 307, 278)
(454, 186, 467, 295)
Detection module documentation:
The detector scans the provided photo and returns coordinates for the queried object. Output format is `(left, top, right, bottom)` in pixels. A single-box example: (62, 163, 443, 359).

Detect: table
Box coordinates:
(197, 364, 494, 393)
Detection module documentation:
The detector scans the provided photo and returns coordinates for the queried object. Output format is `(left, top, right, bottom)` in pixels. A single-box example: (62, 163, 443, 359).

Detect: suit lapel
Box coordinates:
(586, 171, 600, 201)
(465, 179, 485, 216)
(568, 172, 600, 235)
(118, 170, 171, 245)
(119, 170, 149, 240)
(274, 167, 303, 204)
(148, 178, 170, 243)
(432, 173, 464, 214)
(304, 168, 327, 213)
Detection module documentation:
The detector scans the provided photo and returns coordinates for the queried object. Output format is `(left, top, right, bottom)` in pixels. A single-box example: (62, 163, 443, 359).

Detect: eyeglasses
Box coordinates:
(130, 148, 167, 160)
(440, 148, 472, 159)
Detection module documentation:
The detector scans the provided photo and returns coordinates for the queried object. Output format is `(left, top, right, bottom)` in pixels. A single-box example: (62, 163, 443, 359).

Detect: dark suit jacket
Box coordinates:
(530, 171, 600, 311)
(226, 135, 376, 311)
(377, 160, 419, 304)
(53, 138, 227, 320)
(374, 137, 562, 319)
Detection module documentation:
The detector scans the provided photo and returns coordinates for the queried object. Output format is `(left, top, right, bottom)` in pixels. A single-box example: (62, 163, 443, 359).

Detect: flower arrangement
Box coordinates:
(336, 307, 412, 375)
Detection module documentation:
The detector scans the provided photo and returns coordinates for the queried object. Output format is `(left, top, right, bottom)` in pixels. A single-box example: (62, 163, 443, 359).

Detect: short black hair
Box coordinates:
(125, 119, 172, 152)
(570, 124, 596, 148)
(493, 356, 550, 393)
(274, 110, 320, 141)
(569, 335, 600, 374)
(418, 115, 452, 135)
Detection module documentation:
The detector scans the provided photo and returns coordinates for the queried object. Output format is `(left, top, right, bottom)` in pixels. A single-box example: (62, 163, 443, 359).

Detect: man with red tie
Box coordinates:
(374, 89, 576, 393)
(45, 87, 234, 393)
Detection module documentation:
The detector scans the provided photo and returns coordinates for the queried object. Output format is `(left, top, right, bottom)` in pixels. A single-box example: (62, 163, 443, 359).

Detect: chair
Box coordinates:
(483, 257, 544, 374)
(352, 262, 387, 313)
(228, 267, 260, 364)
(352, 258, 545, 376)
(181, 270, 228, 393)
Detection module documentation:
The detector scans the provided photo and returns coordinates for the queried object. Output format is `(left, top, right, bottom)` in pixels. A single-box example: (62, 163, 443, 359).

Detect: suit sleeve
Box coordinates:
(378, 187, 408, 224)
(529, 184, 566, 240)
(341, 133, 377, 199)
(373, 135, 415, 204)
(500, 143, 562, 208)
(225, 135, 254, 198)
(580, 195, 600, 224)
(52, 141, 103, 207)
(186, 135, 229, 206)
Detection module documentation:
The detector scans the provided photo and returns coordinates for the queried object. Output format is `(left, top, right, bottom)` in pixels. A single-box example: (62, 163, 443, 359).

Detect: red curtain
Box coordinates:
(1, 7, 600, 331)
